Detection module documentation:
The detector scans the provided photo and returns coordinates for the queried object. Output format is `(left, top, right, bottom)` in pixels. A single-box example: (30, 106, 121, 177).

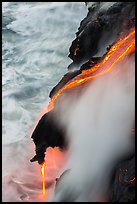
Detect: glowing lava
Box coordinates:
(48, 28, 135, 111)
(41, 162, 46, 197)
(39, 27, 135, 197)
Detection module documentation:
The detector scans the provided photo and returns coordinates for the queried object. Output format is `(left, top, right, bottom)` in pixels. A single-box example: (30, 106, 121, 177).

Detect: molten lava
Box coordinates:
(40, 27, 135, 197)
(41, 162, 46, 197)
(48, 28, 135, 111)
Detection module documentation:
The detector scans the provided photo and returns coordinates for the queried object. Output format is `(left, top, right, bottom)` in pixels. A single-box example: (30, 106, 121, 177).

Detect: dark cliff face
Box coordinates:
(68, 2, 135, 69)
(110, 155, 135, 202)
(31, 2, 135, 202)
(49, 2, 135, 99)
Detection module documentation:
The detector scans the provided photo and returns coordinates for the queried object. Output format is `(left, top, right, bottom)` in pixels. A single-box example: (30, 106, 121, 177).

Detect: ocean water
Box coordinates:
(2, 2, 87, 202)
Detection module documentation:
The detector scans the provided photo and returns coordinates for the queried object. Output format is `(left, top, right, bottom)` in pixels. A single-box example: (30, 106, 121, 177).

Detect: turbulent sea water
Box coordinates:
(2, 2, 87, 202)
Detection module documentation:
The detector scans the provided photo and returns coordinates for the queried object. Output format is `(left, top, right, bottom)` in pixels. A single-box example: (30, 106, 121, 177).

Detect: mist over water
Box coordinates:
(2, 2, 87, 202)
(50, 57, 135, 202)
(2, 2, 135, 202)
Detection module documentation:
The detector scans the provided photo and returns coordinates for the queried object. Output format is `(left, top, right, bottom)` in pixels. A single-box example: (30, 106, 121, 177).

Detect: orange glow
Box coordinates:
(41, 162, 46, 197)
(47, 28, 135, 111)
(80, 28, 135, 75)
(38, 28, 135, 196)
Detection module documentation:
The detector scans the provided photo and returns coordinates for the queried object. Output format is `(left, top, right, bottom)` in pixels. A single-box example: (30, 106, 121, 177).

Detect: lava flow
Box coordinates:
(40, 27, 135, 197)
(41, 162, 46, 197)
(48, 28, 135, 111)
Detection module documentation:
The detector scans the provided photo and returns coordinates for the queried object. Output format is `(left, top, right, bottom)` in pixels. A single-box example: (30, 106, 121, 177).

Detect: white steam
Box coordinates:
(86, 2, 116, 11)
(49, 56, 135, 202)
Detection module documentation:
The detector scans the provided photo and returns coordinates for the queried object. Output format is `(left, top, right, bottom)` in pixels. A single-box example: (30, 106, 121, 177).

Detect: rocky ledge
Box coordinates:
(30, 2, 135, 202)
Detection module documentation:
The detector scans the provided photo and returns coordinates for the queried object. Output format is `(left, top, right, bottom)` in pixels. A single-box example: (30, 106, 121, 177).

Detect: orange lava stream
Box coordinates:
(39, 28, 135, 196)
(80, 28, 135, 75)
(48, 28, 135, 111)
(41, 162, 46, 197)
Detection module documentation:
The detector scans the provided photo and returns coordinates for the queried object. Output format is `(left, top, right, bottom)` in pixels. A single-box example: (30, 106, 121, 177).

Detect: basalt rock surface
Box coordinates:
(31, 2, 135, 202)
